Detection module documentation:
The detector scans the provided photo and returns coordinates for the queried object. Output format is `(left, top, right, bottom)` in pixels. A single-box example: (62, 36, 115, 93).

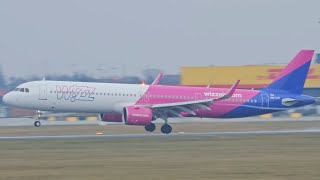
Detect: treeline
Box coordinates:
(0, 68, 180, 90)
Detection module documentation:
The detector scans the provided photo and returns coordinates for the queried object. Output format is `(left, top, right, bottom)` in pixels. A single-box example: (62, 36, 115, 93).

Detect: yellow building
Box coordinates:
(181, 64, 320, 89)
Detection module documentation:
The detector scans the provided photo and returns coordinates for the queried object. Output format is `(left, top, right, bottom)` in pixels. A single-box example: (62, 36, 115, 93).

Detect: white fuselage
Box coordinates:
(6, 81, 147, 113)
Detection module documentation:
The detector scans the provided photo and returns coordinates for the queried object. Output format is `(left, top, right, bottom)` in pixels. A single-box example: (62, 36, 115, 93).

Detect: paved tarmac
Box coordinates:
(0, 129, 320, 140)
(0, 116, 319, 127)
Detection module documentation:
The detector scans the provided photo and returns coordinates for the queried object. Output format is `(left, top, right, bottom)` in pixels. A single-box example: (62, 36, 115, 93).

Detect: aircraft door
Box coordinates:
(39, 84, 47, 100)
(261, 94, 269, 108)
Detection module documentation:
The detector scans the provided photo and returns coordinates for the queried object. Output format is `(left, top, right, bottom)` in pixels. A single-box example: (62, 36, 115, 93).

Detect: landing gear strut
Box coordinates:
(34, 110, 42, 127)
(145, 123, 156, 132)
(159, 113, 172, 134)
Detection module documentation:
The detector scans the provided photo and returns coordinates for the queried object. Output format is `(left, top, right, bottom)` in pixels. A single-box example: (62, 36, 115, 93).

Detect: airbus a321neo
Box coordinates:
(3, 50, 319, 134)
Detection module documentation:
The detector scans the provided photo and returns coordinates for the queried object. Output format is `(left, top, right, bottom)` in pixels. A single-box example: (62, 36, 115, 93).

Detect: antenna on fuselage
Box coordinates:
(42, 77, 46, 81)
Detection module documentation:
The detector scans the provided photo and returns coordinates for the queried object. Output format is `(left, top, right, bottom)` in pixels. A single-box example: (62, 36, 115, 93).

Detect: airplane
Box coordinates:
(3, 50, 319, 134)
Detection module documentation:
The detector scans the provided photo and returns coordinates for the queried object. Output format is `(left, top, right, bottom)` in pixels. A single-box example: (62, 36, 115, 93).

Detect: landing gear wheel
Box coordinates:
(145, 123, 156, 132)
(34, 121, 41, 127)
(161, 124, 172, 134)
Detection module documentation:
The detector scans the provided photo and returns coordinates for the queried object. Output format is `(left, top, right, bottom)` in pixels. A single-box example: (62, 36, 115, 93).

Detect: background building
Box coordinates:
(181, 61, 320, 116)
(181, 64, 320, 98)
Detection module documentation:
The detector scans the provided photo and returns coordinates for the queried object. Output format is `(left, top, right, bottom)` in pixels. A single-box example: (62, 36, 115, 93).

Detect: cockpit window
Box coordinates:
(14, 87, 30, 93)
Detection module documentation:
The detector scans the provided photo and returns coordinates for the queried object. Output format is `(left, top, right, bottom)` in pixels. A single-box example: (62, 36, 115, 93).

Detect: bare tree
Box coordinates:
(0, 66, 6, 88)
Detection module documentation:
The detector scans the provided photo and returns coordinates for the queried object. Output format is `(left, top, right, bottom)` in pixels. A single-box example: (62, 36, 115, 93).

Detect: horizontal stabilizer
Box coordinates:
(282, 98, 300, 106)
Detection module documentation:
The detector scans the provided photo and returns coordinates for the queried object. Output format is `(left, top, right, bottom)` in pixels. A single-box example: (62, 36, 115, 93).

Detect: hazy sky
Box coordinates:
(0, 0, 319, 78)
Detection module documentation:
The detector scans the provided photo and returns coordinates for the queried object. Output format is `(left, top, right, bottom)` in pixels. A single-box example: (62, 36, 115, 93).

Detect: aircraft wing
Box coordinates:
(144, 80, 240, 117)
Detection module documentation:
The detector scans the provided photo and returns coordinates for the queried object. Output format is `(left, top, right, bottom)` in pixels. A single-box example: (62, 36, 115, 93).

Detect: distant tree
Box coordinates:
(315, 53, 320, 64)
(0, 66, 6, 88)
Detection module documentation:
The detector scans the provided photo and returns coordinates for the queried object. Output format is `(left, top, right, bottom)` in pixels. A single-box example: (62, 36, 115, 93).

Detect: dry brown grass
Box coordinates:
(0, 122, 320, 179)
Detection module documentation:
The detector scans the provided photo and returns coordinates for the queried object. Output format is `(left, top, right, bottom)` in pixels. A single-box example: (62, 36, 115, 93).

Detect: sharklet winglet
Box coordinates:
(215, 80, 240, 101)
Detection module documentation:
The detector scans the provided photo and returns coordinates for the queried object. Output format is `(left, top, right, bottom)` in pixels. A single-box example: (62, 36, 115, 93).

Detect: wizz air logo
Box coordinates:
(56, 85, 95, 102)
(204, 92, 242, 98)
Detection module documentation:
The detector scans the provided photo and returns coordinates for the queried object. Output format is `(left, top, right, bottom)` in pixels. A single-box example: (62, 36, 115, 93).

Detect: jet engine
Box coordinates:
(123, 106, 153, 125)
(99, 112, 123, 122)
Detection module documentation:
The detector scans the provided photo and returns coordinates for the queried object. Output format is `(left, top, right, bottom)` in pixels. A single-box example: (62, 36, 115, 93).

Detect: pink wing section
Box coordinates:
(135, 85, 259, 118)
(272, 50, 314, 82)
(198, 90, 259, 117)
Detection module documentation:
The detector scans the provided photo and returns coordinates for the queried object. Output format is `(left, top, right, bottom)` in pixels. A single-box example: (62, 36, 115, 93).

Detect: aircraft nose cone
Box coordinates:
(2, 92, 13, 106)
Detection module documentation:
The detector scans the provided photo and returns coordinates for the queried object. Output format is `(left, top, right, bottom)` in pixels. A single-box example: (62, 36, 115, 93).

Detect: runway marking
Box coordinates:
(1, 129, 320, 140)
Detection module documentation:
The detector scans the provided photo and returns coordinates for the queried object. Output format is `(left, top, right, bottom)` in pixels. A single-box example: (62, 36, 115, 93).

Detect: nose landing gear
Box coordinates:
(34, 110, 42, 127)
(34, 120, 41, 127)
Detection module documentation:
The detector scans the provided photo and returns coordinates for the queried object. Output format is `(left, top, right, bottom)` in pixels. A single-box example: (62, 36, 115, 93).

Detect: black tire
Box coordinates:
(161, 124, 172, 134)
(34, 121, 41, 127)
(145, 123, 156, 132)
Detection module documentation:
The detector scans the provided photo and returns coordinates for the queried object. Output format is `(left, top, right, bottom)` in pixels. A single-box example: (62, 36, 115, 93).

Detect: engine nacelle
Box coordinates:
(99, 112, 123, 122)
(123, 106, 153, 125)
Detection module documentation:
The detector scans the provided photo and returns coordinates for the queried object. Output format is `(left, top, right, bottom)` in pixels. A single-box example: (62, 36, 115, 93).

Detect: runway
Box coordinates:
(1, 129, 320, 140)
(0, 116, 319, 126)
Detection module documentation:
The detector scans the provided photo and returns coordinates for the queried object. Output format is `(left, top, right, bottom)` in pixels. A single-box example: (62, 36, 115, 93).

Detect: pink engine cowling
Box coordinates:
(123, 106, 153, 125)
(100, 113, 123, 122)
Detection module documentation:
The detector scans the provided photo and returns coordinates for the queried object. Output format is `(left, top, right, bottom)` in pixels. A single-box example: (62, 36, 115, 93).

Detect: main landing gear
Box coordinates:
(145, 123, 156, 132)
(160, 114, 172, 134)
(144, 123, 172, 134)
(144, 114, 173, 134)
(160, 124, 172, 134)
(34, 110, 42, 127)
